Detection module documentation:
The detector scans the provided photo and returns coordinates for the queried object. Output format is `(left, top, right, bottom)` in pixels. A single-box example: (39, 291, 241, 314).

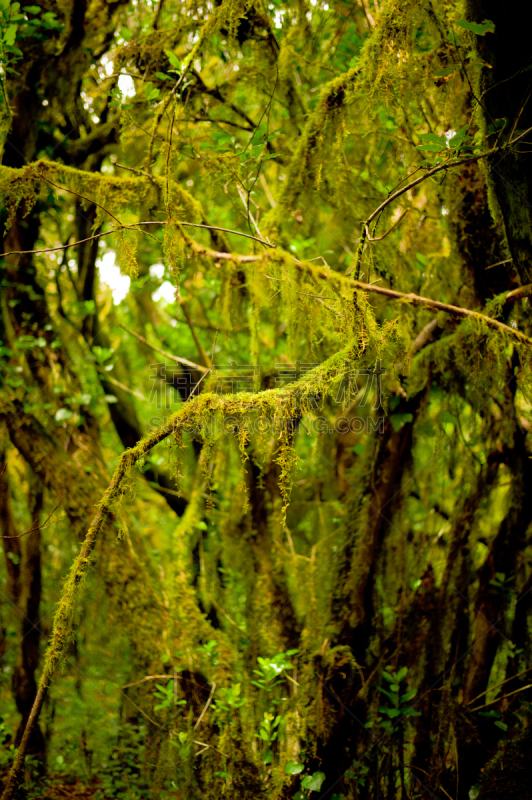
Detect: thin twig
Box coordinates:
(177, 220, 274, 248)
(193, 740, 229, 758)
(97, 369, 148, 401)
(37, 171, 123, 228)
(365, 128, 532, 228)
(0, 502, 62, 539)
(470, 682, 532, 712)
(259, 172, 276, 208)
(466, 664, 532, 706)
(180, 302, 210, 367)
(147, 482, 184, 498)
(118, 323, 208, 372)
(123, 693, 163, 728)
(115, 161, 159, 190)
(2, 220, 275, 258)
(193, 682, 216, 729)
(122, 675, 171, 689)
(237, 183, 265, 241)
(365, 209, 409, 242)
(189, 330, 218, 399)
(3, 229, 117, 257)
(485, 258, 512, 270)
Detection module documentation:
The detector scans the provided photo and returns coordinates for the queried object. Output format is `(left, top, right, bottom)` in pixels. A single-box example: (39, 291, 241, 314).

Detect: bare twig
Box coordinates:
(189, 330, 218, 399)
(122, 675, 170, 689)
(123, 693, 163, 728)
(485, 258, 512, 270)
(470, 682, 532, 712)
(466, 665, 532, 706)
(193, 740, 229, 758)
(365, 209, 409, 242)
(259, 172, 276, 208)
(118, 323, 208, 372)
(2, 220, 275, 258)
(0, 501, 62, 539)
(180, 302, 210, 367)
(193, 681, 216, 729)
(3, 229, 117, 257)
(115, 161, 159, 190)
(237, 183, 265, 241)
(37, 170, 123, 228)
(364, 127, 532, 229)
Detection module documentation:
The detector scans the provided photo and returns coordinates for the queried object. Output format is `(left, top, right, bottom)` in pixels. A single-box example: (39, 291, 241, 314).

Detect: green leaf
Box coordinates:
(456, 19, 495, 36)
(378, 686, 396, 704)
(418, 133, 447, 145)
(301, 771, 326, 792)
(144, 82, 160, 101)
(380, 706, 401, 717)
(55, 408, 73, 422)
(92, 345, 114, 362)
(165, 49, 181, 70)
(23, 5, 41, 11)
(390, 413, 413, 432)
(4, 23, 17, 45)
(395, 666, 408, 683)
(447, 125, 470, 148)
(285, 761, 304, 775)
(441, 410, 458, 428)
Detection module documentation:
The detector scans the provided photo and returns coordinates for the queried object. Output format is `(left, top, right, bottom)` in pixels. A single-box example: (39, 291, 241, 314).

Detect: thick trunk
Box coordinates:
(0, 457, 45, 760)
(335, 393, 423, 659)
(13, 477, 44, 761)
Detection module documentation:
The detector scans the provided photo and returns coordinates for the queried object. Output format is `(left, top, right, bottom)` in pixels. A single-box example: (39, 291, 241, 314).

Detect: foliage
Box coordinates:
(2, 0, 532, 799)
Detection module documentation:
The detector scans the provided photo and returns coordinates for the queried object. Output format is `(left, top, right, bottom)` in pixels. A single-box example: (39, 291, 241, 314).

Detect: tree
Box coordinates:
(1, 1, 532, 798)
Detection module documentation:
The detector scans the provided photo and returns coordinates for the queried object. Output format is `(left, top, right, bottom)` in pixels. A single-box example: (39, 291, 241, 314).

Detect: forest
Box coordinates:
(1, 0, 532, 798)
